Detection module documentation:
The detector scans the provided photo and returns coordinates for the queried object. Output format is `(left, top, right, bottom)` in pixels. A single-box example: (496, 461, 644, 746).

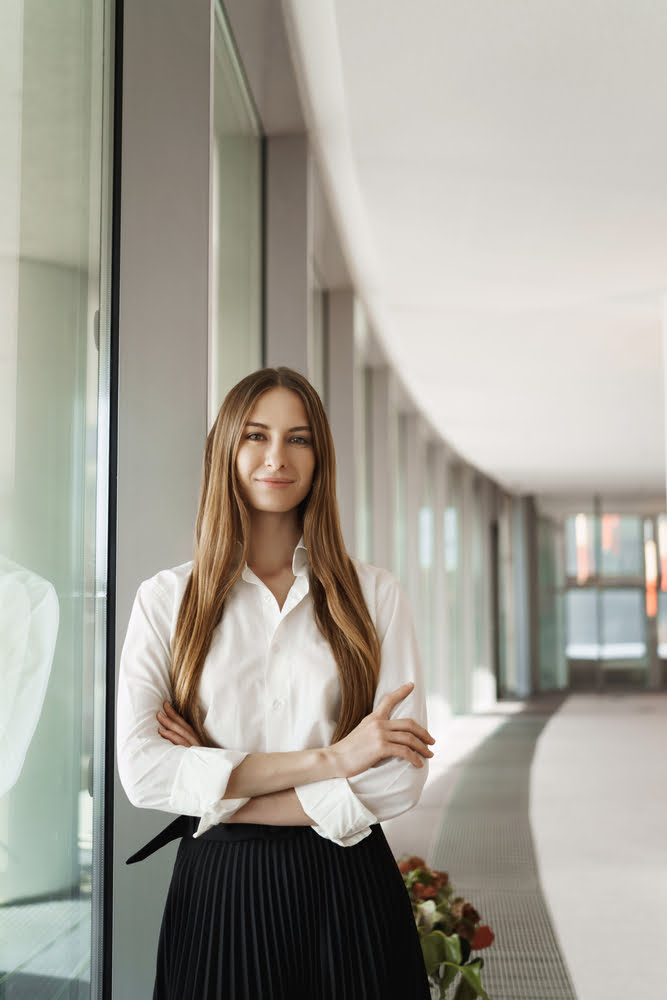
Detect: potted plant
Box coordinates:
(398, 856, 494, 1000)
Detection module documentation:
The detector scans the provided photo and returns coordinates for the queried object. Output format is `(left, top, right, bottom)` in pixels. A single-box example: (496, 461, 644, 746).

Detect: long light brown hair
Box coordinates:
(171, 366, 382, 745)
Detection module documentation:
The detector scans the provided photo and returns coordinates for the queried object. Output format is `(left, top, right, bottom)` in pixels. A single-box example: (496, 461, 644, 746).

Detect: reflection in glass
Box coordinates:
(0, 0, 110, 995)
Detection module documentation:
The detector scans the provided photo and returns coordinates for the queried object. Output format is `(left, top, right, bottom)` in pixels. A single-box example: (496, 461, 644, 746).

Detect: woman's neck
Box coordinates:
(246, 511, 302, 577)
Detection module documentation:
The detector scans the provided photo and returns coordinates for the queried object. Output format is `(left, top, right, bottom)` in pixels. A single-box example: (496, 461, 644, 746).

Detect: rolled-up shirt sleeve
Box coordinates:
(295, 571, 428, 847)
(117, 577, 250, 836)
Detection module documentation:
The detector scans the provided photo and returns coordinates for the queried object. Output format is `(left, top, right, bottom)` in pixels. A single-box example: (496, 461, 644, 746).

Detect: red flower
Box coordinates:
(412, 882, 426, 899)
(471, 925, 495, 950)
(432, 870, 449, 889)
(407, 856, 426, 870)
(420, 886, 437, 900)
(398, 860, 413, 874)
(462, 903, 480, 924)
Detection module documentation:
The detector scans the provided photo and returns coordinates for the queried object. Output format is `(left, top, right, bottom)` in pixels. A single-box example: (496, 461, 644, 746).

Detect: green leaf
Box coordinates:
(452, 959, 491, 1000)
(440, 963, 458, 991)
(442, 935, 462, 967)
(420, 931, 464, 976)
(420, 931, 450, 975)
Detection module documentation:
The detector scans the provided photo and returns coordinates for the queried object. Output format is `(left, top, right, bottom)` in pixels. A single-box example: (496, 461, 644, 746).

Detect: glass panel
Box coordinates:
(0, 0, 110, 995)
(658, 515, 667, 592)
(445, 464, 463, 712)
(537, 518, 567, 689)
(418, 451, 434, 691)
(658, 592, 667, 658)
(210, 4, 262, 420)
(600, 589, 646, 660)
(471, 479, 484, 669)
(566, 514, 596, 581)
(395, 414, 408, 590)
(496, 493, 514, 697)
(599, 515, 642, 577)
(310, 273, 328, 407)
(355, 365, 372, 561)
(566, 589, 646, 661)
(566, 589, 599, 658)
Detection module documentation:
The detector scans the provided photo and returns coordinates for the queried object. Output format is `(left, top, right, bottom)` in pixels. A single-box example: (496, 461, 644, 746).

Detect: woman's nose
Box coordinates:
(264, 439, 286, 469)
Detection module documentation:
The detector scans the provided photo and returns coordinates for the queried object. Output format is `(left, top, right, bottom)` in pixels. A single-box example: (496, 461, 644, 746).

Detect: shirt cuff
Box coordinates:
(295, 777, 378, 847)
(168, 746, 249, 833)
(196, 796, 251, 837)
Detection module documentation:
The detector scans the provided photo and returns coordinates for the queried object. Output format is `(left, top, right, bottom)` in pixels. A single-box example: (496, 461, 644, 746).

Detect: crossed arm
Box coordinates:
(156, 682, 435, 826)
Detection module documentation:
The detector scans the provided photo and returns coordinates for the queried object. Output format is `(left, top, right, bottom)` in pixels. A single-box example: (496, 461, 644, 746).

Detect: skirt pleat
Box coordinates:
(153, 823, 430, 1000)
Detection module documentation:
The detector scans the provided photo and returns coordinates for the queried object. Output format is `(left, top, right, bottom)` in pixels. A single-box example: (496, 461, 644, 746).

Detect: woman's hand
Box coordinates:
(328, 682, 435, 779)
(156, 701, 202, 748)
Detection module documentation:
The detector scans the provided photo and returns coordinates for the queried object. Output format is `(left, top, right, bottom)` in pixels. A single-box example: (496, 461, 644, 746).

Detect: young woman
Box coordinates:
(118, 367, 434, 999)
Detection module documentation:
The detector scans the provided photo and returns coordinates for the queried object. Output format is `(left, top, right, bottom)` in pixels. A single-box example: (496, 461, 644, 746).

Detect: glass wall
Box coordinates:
(395, 413, 409, 589)
(209, 3, 263, 421)
(445, 463, 464, 712)
(418, 451, 435, 690)
(537, 517, 567, 689)
(565, 510, 650, 685)
(0, 0, 112, 995)
(309, 270, 329, 407)
(355, 364, 373, 562)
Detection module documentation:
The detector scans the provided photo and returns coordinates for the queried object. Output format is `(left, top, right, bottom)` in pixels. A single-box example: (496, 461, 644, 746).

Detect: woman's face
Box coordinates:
(235, 387, 316, 516)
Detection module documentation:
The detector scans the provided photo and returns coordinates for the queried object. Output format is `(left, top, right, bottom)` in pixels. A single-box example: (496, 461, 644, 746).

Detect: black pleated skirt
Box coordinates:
(151, 820, 430, 999)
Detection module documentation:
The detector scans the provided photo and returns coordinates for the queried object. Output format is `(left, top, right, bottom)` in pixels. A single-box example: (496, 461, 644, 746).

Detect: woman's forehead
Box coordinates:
(246, 387, 309, 426)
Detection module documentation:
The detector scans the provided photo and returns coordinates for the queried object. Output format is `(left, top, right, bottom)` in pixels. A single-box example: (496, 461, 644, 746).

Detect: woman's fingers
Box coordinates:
(156, 701, 201, 747)
(383, 729, 434, 760)
(385, 717, 435, 747)
(373, 682, 415, 720)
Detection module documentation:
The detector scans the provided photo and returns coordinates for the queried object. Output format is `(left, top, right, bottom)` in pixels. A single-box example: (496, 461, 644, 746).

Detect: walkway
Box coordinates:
(383, 693, 667, 1000)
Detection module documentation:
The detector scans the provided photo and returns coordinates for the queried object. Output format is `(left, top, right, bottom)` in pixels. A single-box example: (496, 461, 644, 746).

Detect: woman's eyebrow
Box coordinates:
(245, 421, 311, 432)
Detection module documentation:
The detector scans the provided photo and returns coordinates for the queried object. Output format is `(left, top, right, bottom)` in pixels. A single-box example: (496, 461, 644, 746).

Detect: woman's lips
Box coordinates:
(256, 478, 294, 488)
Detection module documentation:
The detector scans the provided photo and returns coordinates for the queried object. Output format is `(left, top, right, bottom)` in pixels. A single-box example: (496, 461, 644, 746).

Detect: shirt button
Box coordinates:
(272, 699, 284, 711)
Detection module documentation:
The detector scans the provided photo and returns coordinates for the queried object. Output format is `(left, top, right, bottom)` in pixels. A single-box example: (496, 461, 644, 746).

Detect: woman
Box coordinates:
(118, 367, 434, 999)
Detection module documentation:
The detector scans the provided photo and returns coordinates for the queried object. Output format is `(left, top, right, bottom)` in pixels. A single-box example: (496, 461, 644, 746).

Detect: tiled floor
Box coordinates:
(383, 692, 667, 1000)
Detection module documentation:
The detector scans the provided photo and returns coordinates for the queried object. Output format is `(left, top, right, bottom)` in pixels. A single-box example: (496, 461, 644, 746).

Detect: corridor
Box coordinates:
(384, 693, 667, 1000)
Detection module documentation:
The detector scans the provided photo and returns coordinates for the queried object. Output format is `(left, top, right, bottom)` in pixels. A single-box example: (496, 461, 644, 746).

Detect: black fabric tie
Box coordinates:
(126, 814, 195, 865)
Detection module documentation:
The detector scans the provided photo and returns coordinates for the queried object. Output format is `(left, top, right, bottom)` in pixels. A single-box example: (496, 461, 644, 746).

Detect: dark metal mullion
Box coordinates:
(101, 0, 123, 995)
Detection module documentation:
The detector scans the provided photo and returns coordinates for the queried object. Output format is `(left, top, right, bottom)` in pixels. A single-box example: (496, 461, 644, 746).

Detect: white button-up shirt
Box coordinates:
(117, 540, 428, 847)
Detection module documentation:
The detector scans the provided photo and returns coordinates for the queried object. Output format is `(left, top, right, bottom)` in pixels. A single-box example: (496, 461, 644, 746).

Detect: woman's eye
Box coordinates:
(290, 436, 311, 446)
(246, 433, 264, 441)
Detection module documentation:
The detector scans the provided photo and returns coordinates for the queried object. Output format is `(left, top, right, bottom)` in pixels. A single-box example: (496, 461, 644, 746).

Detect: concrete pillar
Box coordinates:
(265, 134, 311, 373)
(327, 288, 356, 551)
(369, 366, 395, 571)
(114, 1, 213, 996)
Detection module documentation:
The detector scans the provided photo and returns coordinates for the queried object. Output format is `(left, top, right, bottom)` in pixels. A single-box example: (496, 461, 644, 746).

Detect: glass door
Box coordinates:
(0, 0, 113, 995)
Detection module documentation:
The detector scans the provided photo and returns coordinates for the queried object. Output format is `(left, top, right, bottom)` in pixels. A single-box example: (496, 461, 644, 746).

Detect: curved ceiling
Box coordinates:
(285, 0, 667, 499)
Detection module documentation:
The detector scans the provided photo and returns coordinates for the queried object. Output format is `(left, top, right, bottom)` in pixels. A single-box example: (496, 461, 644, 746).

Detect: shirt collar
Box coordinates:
(292, 536, 309, 577)
(240, 535, 310, 584)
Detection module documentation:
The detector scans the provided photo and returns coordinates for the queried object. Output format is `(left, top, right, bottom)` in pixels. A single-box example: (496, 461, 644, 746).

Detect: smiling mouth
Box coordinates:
(257, 478, 294, 485)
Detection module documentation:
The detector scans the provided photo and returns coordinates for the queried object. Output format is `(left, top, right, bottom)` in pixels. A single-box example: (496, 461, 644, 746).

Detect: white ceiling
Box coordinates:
(285, 0, 667, 500)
